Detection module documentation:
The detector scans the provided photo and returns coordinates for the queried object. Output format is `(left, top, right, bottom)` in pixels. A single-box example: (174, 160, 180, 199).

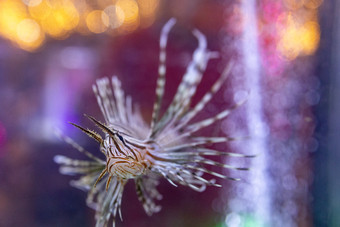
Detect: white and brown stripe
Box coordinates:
(55, 18, 254, 227)
(102, 134, 150, 179)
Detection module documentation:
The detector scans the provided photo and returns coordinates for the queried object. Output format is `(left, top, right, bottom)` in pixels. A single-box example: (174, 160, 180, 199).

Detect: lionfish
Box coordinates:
(54, 18, 251, 227)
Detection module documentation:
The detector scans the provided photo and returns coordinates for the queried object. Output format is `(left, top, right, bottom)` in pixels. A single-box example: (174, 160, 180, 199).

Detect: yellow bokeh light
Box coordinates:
(103, 5, 125, 29)
(0, 0, 27, 40)
(277, 14, 320, 60)
(0, 0, 322, 54)
(50, 0, 79, 32)
(86, 10, 109, 34)
(40, 0, 79, 39)
(137, 0, 159, 27)
(304, 0, 323, 9)
(16, 18, 44, 51)
(72, 1, 91, 35)
(278, 26, 301, 60)
(22, 0, 42, 7)
(300, 21, 320, 55)
(283, 0, 305, 10)
(97, 0, 114, 8)
(116, 0, 139, 23)
(0, 0, 153, 50)
(29, 0, 52, 21)
(137, 0, 159, 17)
(116, 0, 140, 32)
(76, 9, 92, 35)
(41, 12, 68, 39)
(16, 18, 40, 43)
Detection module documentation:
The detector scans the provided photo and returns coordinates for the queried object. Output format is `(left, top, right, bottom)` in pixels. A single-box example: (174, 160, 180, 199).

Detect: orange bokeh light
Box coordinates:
(277, 13, 320, 60)
(16, 18, 45, 51)
(0, 0, 160, 51)
(116, 0, 140, 33)
(86, 10, 109, 34)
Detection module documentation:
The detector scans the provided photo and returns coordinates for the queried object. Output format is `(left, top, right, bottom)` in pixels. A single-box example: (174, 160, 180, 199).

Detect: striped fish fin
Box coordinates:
(111, 76, 128, 124)
(150, 18, 176, 132)
(148, 149, 250, 174)
(163, 136, 243, 152)
(55, 129, 105, 163)
(151, 29, 218, 138)
(147, 146, 248, 190)
(94, 179, 126, 227)
(54, 155, 104, 175)
(135, 175, 162, 216)
(126, 95, 140, 126)
(184, 99, 247, 134)
(155, 63, 233, 143)
(92, 77, 130, 125)
(93, 77, 118, 123)
(178, 62, 233, 126)
(183, 165, 241, 181)
(188, 158, 250, 171)
(69, 122, 103, 143)
(160, 97, 247, 146)
(93, 77, 149, 139)
(163, 147, 256, 158)
(152, 164, 220, 192)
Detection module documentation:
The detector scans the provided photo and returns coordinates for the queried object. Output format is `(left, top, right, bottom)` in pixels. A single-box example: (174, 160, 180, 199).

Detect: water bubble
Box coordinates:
(225, 212, 242, 227)
(305, 90, 320, 105)
(233, 90, 248, 104)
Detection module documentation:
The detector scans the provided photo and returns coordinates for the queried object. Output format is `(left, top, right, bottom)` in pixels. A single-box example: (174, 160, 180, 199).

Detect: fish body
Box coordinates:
(54, 18, 251, 227)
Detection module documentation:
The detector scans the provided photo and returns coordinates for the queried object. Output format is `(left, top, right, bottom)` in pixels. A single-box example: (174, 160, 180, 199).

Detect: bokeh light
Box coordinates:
(277, 1, 321, 60)
(40, 0, 79, 39)
(103, 5, 125, 29)
(283, 0, 305, 10)
(116, 0, 140, 33)
(0, 0, 27, 40)
(16, 18, 45, 51)
(258, 0, 322, 71)
(22, 0, 42, 7)
(0, 0, 333, 226)
(86, 10, 109, 34)
(137, 0, 159, 27)
(0, 0, 159, 51)
(28, 0, 53, 21)
(278, 12, 320, 60)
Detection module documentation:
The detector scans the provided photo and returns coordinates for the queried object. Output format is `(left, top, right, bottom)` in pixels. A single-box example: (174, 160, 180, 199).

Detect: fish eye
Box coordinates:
(116, 133, 130, 148)
(117, 134, 124, 142)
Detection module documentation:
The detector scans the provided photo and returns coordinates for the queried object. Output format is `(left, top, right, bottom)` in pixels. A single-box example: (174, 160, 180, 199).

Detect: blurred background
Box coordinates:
(0, 0, 337, 226)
